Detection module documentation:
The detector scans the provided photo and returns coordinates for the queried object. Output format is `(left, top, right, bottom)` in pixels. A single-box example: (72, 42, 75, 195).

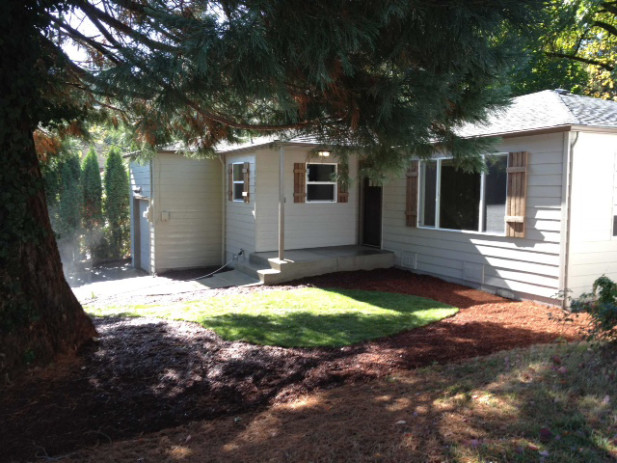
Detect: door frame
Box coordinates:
(360, 177, 383, 248)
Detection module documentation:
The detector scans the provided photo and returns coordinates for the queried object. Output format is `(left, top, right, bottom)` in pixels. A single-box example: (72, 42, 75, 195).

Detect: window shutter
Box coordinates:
(405, 161, 419, 227)
(505, 151, 529, 238)
(337, 164, 349, 203)
(242, 162, 250, 203)
(293, 162, 306, 203)
(227, 164, 233, 201)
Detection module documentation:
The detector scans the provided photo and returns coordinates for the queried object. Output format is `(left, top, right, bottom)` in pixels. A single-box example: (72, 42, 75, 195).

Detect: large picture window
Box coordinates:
(306, 163, 336, 202)
(419, 154, 508, 234)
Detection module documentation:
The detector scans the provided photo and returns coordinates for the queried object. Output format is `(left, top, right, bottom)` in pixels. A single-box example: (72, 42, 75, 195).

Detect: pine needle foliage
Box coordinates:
(81, 148, 102, 230)
(103, 148, 129, 259)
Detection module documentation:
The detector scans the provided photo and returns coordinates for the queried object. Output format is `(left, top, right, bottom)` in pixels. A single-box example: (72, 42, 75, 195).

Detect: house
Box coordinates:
(129, 89, 617, 305)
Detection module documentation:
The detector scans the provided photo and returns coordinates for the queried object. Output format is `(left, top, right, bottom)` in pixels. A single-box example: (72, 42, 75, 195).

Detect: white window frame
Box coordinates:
(418, 153, 509, 236)
(231, 162, 245, 202)
(306, 162, 337, 203)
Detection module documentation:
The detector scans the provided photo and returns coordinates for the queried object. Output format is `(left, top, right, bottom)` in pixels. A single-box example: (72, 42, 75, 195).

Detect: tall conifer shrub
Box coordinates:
(81, 148, 103, 261)
(104, 148, 129, 259)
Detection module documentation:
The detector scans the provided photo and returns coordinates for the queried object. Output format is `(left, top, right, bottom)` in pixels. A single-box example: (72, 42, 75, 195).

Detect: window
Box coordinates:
(306, 163, 336, 202)
(232, 163, 245, 201)
(419, 154, 508, 234)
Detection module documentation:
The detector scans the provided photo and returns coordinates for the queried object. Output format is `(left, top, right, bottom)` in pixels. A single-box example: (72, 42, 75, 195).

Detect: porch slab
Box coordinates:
(246, 245, 394, 285)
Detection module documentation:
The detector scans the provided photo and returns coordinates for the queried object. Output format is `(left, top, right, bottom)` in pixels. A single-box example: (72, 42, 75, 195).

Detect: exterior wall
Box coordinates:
(224, 153, 257, 264)
(150, 153, 222, 272)
(566, 131, 617, 297)
(129, 160, 153, 271)
(253, 146, 359, 252)
(382, 132, 566, 301)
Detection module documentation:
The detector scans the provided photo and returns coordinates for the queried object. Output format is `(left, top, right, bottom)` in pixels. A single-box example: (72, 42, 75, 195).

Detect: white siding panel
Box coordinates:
(152, 154, 222, 272)
(567, 131, 617, 297)
(130, 161, 152, 197)
(129, 161, 152, 270)
(225, 153, 256, 263)
(254, 146, 359, 252)
(383, 132, 566, 300)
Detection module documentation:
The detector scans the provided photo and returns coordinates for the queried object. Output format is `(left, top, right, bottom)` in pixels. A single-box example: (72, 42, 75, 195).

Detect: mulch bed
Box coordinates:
(0, 268, 587, 463)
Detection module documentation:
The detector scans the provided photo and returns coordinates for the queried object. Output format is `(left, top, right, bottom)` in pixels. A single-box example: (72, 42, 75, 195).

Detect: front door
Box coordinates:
(362, 177, 382, 247)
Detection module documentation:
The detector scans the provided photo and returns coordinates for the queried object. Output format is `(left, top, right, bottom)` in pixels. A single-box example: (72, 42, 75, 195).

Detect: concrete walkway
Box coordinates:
(195, 269, 261, 289)
(70, 263, 260, 306)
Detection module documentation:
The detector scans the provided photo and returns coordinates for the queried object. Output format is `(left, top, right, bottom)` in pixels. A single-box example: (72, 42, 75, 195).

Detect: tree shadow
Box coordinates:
(0, 312, 583, 462)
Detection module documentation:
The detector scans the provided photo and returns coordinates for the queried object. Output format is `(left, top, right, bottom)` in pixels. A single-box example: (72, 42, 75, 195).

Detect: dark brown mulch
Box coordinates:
(0, 268, 586, 463)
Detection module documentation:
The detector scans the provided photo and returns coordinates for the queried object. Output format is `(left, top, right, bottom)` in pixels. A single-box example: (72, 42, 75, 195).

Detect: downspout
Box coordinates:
(219, 154, 227, 265)
(560, 130, 579, 309)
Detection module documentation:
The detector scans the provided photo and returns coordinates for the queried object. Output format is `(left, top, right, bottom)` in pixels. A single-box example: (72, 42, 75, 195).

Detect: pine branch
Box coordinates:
(49, 16, 122, 64)
(74, 0, 179, 54)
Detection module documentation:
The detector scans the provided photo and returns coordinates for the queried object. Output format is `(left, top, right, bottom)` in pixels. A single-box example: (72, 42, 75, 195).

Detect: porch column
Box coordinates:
(278, 145, 285, 260)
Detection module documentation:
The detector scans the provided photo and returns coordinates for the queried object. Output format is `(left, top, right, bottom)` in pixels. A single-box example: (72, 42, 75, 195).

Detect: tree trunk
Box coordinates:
(0, 0, 96, 377)
(0, 130, 97, 377)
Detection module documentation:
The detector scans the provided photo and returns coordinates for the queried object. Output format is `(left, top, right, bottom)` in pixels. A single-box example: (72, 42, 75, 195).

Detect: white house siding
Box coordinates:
(224, 153, 257, 264)
(566, 131, 617, 297)
(382, 132, 566, 302)
(151, 153, 222, 272)
(129, 160, 153, 271)
(254, 146, 359, 252)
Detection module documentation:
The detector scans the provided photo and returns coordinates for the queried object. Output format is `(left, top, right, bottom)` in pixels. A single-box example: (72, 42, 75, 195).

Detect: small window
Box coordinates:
(613, 215, 617, 237)
(232, 163, 244, 201)
(306, 163, 336, 202)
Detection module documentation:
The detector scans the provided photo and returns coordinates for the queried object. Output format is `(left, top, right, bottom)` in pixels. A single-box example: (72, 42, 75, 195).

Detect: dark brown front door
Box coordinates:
(362, 178, 382, 247)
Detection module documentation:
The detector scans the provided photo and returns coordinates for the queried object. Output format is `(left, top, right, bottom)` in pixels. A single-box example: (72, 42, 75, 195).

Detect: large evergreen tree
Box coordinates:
(0, 0, 546, 373)
(103, 148, 129, 259)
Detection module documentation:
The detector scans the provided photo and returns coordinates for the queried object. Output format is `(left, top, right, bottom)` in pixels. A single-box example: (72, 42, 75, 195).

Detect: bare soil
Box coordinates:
(0, 268, 587, 463)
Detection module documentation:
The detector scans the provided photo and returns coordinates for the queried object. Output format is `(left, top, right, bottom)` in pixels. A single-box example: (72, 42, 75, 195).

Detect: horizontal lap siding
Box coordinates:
(130, 161, 151, 197)
(153, 154, 222, 271)
(129, 161, 152, 270)
(567, 132, 617, 297)
(255, 147, 359, 252)
(225, 154, 256, 263)
(382, 133, 565, 300)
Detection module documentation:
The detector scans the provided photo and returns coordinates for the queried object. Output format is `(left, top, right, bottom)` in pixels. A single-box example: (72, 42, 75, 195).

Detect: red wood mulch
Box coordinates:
(0, 268, 587, 462)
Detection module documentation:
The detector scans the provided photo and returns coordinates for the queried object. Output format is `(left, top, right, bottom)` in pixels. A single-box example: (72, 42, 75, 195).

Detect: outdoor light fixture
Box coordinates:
(317, 150, 331, 157)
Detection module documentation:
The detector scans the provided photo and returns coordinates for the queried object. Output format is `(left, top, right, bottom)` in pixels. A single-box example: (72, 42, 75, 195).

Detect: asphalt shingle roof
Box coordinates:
(458, 89, 617, 138)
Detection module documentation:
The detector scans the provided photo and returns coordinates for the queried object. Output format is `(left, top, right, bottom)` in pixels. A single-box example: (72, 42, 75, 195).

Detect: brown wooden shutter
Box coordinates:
(405, 161, 419, 227)
(505, 151, 529, 238)
(242, 162, 250, 203)
(227, 164, 233, 201)
(337, 163, 349, 203)
(293, 162, 306, 203)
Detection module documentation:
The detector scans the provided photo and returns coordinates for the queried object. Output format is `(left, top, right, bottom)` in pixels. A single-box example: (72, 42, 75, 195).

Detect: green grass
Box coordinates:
(86, 288, 457, 347)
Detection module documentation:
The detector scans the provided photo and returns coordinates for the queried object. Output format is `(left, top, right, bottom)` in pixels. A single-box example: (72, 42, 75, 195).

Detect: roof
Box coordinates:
(457, 89, 617, 138)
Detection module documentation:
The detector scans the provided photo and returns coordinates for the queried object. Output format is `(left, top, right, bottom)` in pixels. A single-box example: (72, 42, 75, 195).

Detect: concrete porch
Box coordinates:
(236, 245, 395, 285)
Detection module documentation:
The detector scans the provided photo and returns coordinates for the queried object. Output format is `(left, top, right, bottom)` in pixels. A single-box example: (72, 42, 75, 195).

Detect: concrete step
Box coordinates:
(249, 253, 271, 267)
(235, 262, 266, 279)
(196, 269, 261, 289)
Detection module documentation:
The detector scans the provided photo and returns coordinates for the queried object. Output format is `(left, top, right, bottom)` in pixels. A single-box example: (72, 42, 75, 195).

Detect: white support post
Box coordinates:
(278, 145, 285, 261)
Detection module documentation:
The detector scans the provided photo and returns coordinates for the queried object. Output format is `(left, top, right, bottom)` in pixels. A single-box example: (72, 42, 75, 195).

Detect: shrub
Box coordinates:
(103, 148, 130, 259)
(81, 148, 104, 262)
(571, 275, 617, 341)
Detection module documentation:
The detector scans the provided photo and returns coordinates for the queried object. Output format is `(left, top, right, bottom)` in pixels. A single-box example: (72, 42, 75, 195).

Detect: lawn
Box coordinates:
(86, 287, 458, 347)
